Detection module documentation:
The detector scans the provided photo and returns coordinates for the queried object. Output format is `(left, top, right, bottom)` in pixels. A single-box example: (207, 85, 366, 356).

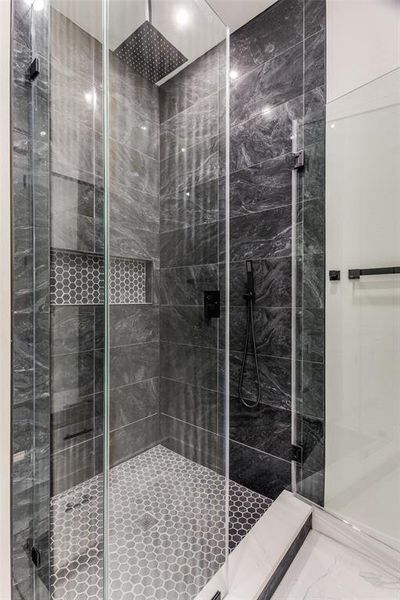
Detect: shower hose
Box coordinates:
(238, 269, 261, 408)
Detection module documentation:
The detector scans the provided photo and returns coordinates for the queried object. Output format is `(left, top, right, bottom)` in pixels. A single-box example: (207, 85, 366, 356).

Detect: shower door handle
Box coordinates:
(204, 290, 220, 322)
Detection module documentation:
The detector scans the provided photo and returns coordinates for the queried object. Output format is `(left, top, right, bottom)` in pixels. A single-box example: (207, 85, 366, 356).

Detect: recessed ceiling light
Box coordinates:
(330, 123, 336, 128)
(33, 0, 44, 11)
(84, 91, 97, 107)
(230, 70, 239, 80)
(175, 8, 191, 28)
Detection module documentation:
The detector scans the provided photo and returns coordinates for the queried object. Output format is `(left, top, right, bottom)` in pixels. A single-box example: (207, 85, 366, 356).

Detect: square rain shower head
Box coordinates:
(114, 20, 188, 84)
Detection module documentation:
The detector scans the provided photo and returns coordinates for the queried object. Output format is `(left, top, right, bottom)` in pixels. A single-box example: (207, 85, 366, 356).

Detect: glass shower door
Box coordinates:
(104, 0, 230, 597)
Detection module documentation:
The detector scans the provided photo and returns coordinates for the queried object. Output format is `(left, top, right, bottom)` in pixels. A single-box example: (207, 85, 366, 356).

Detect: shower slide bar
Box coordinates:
(349, 266, 400, 279)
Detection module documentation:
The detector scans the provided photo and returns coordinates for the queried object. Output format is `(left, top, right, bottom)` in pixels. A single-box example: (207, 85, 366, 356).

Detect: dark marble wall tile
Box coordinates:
(160, 306, 217, 349)
(161, 178, 219, 232)
(299, 308, 325, 363)
(110, 305, 159, 347)
(159, 46, 220, 122)
(228, 154, 292, 219)
(161, 415, 223, 473)
(110, 415, 160, 467)
(303, 86, 326, 146)
(110, 96, 159, 160)
(229, 441, 291, 500)
(110, 139, 158, 197)
(51, 435, 100, 495)
(230, 352, 291, 412)
(231, 42, 303, 126)
(305, 0, 326, 37)
(298, 360, 325, 420)
(110, 378, 159, 432)
(230, 398, 292, 461)
(160, 93, 218, 161)
(301, 253, 325, 309)
(230, 0, 303, 72)
(110, 342, 159, 389)
(160, 342, 218, 392)
(52, 394, 95, 453)
(51, 350, 97, 405)
(160, 377, 218, 434)
(160, 264, 219, 306)
(305, 31, 326, 93)
(230, 97, 302, 172)
(301, 415, 325, 474)
(51, 306, 96, 355)
(298, 467, 324, 506)
(160, 222, 219, 268)
(229, 206, 292, 263)
(230, 258, 291, 308)
(229, 306, 291, 358)
(160, 136, 220, 199)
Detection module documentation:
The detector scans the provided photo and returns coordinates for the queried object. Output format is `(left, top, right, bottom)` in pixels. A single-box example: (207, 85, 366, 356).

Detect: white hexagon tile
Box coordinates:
(50, 445, 272, 600)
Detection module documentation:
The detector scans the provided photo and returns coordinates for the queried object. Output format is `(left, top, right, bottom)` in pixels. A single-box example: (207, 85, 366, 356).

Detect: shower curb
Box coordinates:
(196, 491, 312, 600)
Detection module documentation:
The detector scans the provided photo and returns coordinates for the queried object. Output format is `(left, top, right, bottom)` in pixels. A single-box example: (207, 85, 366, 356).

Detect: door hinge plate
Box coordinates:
(292, 444, 303, 463)
(292, 150, 305, 170)
(31, 546, 41, 568)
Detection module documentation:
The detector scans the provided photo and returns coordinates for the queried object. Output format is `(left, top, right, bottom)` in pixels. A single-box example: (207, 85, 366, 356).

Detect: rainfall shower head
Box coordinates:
(114, 0, 187, 84)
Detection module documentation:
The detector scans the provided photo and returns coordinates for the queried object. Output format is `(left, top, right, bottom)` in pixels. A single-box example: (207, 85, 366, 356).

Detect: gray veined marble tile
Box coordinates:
(230, 41, 303, 127)
(110, 415, 160, 468)
(51, 174, 96, 218)
(298, 307, 324, 363)
(110, 378, 159, 432)
(51, 109, 103, 185)
(160, 264, 219, 306)
(229, 306, 291, 358)
(160, 222, 219, 268)
(110, 50, 159, 124)
(160, 377, 218, 434)
(160, 136, 220, 200)
(110, 305, 159, 348)
(305, 31, 326, 93)
(51, 435, 98, 495)
(51, 394, 96, 452)
(303, 86, 326, 147)
(305, 0, 326, 37)
(50, 63, 103, 134)
(161, 178, 219, 232)
(228, 154, 293, 219)
(110, 182, 159, 233)
(159, 46, 220, 123)
(301, 252, 325, 309)
(160, 306, 218, 349)
(299, 198, 325, 256)
(229, 257, 292, 308)
(230, 0, 303, 72)
(50, 306, 96, 356)
(297, 359, 325, 421)
(230, 397, 292, 461)
(229, 205, 292, 263)
(160, 93, 219, 161)
(230, 96, 303, 173)
(110, 96, 159, 160)
(109, 224, 159, 262)
(301, 415, 325, 474)
(160, 341, 219, 392)
(51, 350, 96, 407)
(229, 440, 291, 500)
(110, 139, 159, 198)
(110, 342, 159, 389)
(303, 141, 325, 202)
(230, 352, 292, 412)
(51, 7, 102, 89)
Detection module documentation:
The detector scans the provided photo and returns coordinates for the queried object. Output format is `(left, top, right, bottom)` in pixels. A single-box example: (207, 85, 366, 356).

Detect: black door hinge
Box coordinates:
(292, 150, 305, 170)
(292, 444, 303, 463)
(31, 546, 41, 568)
(211, 593, 221, 600)
(27, 57, 40, 82)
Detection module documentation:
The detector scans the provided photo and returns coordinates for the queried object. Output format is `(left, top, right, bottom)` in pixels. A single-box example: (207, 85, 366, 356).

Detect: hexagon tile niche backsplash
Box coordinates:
(50, 249, 148, 305)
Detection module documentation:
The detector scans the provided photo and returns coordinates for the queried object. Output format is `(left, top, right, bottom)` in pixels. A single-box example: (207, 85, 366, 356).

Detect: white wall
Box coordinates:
(325, 0, 400, 549)
(0, 0, 11, 596)
(327, 0, 400, 102)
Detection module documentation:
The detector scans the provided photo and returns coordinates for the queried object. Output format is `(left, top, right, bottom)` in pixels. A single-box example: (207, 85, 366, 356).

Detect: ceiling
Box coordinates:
(51, 0, 278, 84)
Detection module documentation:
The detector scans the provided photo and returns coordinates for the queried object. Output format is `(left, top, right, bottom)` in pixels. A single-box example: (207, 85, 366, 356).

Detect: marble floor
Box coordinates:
(50, 444, 272, 600)
(272, 530, 400, 600)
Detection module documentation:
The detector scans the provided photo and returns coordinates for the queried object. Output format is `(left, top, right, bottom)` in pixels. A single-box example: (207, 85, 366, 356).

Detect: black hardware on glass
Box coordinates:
(31, 546, 41, 568)
(238, 260, 261, 408)
(28, 57, 40, 81)
(211, 593, 221, 600)
(349, 266, 400, 279)
(292, 149, 305, 170)
(204, 290, 220, 322)
(292, 444, 303, 463)
(329, 270, 341, 281)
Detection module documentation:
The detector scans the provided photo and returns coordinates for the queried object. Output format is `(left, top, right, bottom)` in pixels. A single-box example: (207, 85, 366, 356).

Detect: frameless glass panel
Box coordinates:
(47, 1, 105, 598)
(104, 0, 229, 597)
(325, 68, 400, 548)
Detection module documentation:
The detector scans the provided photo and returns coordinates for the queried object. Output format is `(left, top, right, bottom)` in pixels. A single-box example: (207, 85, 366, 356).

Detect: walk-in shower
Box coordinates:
(9, 0, 399, 598)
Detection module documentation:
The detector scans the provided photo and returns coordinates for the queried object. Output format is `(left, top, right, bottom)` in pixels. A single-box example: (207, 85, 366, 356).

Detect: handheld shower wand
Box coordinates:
(238, 260, 261, 408)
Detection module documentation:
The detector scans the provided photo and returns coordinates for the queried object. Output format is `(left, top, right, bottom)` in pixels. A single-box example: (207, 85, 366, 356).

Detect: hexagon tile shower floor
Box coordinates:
(50, 445, 272, 599)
